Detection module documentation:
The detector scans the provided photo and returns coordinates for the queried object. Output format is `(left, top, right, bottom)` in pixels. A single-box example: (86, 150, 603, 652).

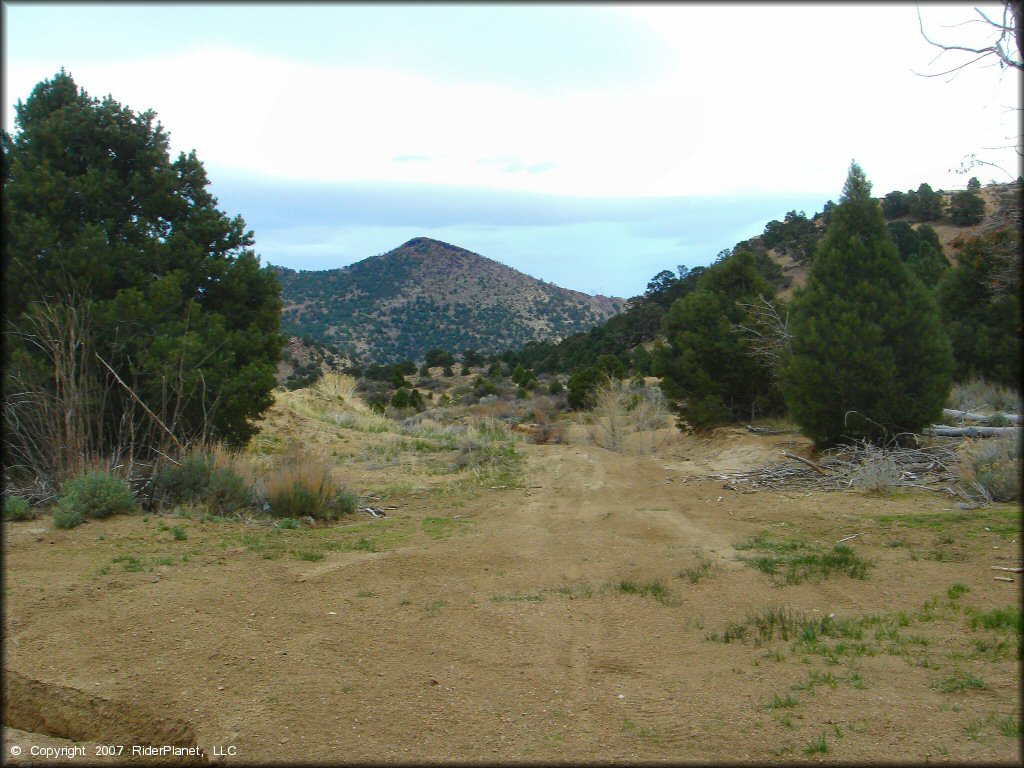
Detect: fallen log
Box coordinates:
(992, 566, 1024, 573)
(782, 451, 828, 475)
(943, 408, 1021, 424)
(923, 425, 1020, 438)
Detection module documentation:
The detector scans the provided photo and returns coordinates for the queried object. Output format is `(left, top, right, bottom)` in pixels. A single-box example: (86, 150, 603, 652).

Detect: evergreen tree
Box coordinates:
(886, 221, 948, 287)
(2, 71, 283, 453)
(653, 249, 779, 428)
(881, 190, 910, 219)
(909, 182, 944, 221)
(938, 230, 1020, 387)
(948, 189, 985, 225)
(781, 163, 953, 447)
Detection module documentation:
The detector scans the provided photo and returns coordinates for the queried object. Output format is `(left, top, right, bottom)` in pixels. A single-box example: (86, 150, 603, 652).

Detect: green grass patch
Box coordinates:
(680, 558, 712, 584)
(947, 583, 971, 600)
(490, 592, 545, 603)
(422, 516, 470, 540)
(622, 718, 659, 743)
(874, 506, 1021, 538)
(803, 733, 828, 755)
(764, 692, 798, 710)
(965, 605, 1021, 634)
(616, 579, 671, 603)
(735, 532, 870, 585)
(933, 670, 987, 693)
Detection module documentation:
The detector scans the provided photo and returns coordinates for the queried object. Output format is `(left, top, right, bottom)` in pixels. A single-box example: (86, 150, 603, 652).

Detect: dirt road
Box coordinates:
(3, 436, 1021, 763)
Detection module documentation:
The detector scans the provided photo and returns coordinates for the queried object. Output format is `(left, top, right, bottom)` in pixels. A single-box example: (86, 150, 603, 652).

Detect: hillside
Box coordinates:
(273, 238, 624, 364)
(769, 181, 1021, 300)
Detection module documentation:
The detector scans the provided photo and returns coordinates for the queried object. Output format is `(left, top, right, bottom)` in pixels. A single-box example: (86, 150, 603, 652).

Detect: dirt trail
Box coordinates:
(3, 436, 1021, 764)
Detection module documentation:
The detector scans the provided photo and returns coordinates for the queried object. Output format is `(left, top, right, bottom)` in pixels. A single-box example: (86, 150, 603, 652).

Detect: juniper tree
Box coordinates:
(653, 249, 780, 428)
(780, 162, 954, 447)
(3, 71, 283, 468)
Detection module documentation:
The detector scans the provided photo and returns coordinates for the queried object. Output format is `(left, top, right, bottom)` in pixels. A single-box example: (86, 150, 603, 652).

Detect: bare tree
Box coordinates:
(916, 2, 1023, 174)
(916, 1, 1022, 78)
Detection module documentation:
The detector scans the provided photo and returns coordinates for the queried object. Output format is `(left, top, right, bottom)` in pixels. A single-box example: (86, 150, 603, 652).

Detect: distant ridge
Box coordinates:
(273, 237, 624, 363)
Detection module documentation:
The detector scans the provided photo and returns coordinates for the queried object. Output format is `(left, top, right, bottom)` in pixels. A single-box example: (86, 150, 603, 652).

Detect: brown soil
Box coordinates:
(3, 426, 1021, 764)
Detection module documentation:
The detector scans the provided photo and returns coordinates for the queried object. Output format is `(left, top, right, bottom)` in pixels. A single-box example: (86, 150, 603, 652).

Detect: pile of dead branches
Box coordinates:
(718, 442, 964, 495)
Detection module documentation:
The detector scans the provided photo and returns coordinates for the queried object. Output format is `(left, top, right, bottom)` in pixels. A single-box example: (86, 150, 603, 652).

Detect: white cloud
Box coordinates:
(4, 4, 1019, 203)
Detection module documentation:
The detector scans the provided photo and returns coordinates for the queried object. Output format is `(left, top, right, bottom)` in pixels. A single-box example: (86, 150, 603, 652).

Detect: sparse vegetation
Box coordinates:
(735, 532, 870, 585)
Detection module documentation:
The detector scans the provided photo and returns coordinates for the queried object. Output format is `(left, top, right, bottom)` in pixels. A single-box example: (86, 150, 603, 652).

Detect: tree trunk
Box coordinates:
(942, 408, 1020, 424)
(924, 425, 1020, 437)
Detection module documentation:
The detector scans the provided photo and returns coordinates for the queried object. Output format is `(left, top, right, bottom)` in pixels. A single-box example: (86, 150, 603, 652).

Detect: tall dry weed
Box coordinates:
(956, 436, 1021, 502)
(587, 379, 672, 454)
(314, 372, 359, 403)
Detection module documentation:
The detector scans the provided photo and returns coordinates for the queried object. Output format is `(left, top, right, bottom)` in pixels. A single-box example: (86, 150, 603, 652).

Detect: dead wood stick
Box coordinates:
(782, 451, 828, 475)
(991, 566, 1024, 573)
(836, 533, 863, 544)
(994, 576, 1015, 582)
(96, 353, 183, 452)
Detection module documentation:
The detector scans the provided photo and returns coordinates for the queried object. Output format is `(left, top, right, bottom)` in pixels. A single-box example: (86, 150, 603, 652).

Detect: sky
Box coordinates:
(3, 2, 1021, 298)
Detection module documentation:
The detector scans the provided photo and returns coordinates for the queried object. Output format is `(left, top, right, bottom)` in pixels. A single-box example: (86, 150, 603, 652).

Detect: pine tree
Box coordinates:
(3, 71, 283, 454)
(780, 162, 953, 447)
(653, 249, 780, 428)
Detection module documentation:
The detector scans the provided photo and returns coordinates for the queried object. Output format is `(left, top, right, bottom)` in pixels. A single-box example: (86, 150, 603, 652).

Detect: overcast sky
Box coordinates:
(4, 3, 1020, 298)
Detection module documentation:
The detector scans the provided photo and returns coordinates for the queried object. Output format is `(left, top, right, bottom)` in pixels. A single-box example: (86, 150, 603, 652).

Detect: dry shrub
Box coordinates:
(259, 449, 355, 520)
(587, 379, 672, 454)
(314, 373, 358, 403)
(947, 378, 1022, 415)
(956, 436, 1021, 502)
(850, 449, 902, 494)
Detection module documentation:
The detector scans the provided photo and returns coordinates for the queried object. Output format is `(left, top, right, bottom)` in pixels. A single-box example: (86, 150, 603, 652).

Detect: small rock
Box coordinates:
(430, 678, 439, 685)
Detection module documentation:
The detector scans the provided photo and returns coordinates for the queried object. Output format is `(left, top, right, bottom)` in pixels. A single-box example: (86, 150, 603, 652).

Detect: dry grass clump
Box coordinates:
(948, 378, 1022, 415)
(314, 373, 359, 403)
(587, 379, 672, 454)
(956, 436, 1021, 502)
(258, 448, 356, 521)
(850, 448, 902, 495)
(329, 409, 393, 433)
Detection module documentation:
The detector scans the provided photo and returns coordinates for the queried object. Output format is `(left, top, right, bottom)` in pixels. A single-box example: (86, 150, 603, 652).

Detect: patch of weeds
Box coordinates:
(112, 553, 144, 573)
(355, 590, 376, 598)
(277, 517, 299, 529)
(925, 548, 967, 562)
(171, 525, 187, 541)
(491, 592, 545, 603)
(616, 579, 670, 603)
(294, 550, 324, 562)
(947, 583, 971, 600)
(884, 537, 906, 548)
(398, 599, 412, 606)
(622, 718, 659, 743)
(350, 537, 376, 552)
(156, 556, 174, 566)
(792, 669, 838, 693)
(963, 718, 985, 742)
(849, 670, 868, 689)
(967, 635, 1015, 662)
(996, 713, 1022, 738)
(764, 692, 798, 710)
(803, 733, 828, 755)
(965, 605, 1021, 634)
(933, 670, 987, 693)
(549, 583, 593, 600)
(775, 713, 794, 729)
(680, 558, 712, 584)
(736, 532, 870, 585)
(425, 599, 445, 617)
(422, 516, 470, 540)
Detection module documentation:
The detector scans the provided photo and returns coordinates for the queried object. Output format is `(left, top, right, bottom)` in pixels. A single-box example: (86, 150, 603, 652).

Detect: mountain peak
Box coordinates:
(276, 238, 624, 362)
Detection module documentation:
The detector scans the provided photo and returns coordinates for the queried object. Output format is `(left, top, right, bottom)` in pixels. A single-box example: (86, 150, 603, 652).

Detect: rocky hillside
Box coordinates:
(273, 238, 624, 363)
